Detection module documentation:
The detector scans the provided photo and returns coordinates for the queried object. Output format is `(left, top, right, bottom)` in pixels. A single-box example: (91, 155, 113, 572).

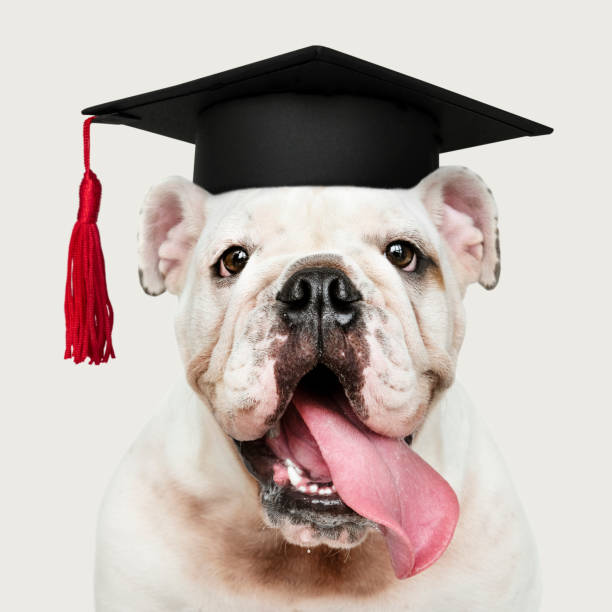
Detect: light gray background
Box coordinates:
(2, 1, 610, 610)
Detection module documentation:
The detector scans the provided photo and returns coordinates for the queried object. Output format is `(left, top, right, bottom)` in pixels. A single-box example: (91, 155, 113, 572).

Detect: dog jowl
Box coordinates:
(137, 166, 500, 579)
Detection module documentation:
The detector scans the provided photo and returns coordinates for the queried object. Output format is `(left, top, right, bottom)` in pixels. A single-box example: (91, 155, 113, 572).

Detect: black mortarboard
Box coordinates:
(67, 46, 552, 365)
(83, 45, 552, 194)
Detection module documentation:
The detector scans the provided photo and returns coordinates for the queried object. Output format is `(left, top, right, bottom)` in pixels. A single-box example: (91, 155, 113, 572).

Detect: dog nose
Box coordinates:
(277, 267, 362, 328)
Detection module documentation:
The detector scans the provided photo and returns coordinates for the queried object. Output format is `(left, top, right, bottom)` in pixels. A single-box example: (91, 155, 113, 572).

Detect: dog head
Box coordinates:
(138, 166, 499, 558)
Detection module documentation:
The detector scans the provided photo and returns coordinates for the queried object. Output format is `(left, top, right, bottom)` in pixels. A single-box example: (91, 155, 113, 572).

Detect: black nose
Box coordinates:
(277, 267, 362, 328)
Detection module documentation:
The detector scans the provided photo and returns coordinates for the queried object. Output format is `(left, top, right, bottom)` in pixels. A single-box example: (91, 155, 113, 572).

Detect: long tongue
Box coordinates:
(291, 386, 459, 579)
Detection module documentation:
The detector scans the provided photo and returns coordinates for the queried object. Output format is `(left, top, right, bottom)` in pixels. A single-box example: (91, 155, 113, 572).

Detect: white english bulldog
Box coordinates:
(95, 167, 541, 611)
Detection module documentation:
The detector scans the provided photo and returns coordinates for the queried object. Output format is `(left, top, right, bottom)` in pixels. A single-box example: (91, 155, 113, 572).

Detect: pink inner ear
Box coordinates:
(158, 223, 196, 278)
(443, 183, 488, 239)
(150, 201, 184, 256)
(441, 204, 484, 282)
(142, 189, 196, 294)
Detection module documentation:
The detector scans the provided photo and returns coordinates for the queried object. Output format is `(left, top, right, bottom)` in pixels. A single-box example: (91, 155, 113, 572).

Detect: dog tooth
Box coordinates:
(308, 484, 318, 493)
(284, 458, 303, 474)
(319, 487, 332, 495)
(287, 464, 303, 488)
(298, 485, 308, 493)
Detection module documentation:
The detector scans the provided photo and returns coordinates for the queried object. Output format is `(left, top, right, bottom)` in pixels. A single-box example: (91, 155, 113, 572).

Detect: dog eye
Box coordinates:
(385, 240, 417, 271)
(218, 246, 249, 277)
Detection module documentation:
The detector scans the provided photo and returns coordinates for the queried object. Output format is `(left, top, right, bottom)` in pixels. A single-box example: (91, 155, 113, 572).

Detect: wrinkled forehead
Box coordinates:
(204, 186, 439, 252)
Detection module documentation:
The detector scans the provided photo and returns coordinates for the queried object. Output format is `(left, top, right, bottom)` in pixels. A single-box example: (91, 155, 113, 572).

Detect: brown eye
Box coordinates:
(385, 240, 417, 271)
(218, 246, 249, 277)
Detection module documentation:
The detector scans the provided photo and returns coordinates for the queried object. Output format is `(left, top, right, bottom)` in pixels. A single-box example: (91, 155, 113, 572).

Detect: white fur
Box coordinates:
(97, 167, 539, 611)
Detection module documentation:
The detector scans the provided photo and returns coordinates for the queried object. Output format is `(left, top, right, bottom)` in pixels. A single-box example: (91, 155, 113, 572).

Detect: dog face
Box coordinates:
(138, 166, 499, 552)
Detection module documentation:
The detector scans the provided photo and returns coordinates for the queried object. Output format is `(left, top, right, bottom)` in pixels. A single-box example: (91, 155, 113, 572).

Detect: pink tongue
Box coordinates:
(267, 402, 332, 482)
(290, 386, 459, 579)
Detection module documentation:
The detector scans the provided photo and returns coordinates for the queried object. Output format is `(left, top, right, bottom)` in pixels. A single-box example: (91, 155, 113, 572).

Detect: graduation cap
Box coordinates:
(65, 45, 553, 364)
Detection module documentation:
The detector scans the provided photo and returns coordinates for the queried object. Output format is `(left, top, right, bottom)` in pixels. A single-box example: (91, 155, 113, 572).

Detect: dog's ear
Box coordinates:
(138, 176, 209, 296)
(417, 166, 500, 290)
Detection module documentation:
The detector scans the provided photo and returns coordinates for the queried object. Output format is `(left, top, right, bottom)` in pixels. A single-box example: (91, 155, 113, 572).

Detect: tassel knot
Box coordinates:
(64, 117, 115, 364)
(77, 169, 102, 223)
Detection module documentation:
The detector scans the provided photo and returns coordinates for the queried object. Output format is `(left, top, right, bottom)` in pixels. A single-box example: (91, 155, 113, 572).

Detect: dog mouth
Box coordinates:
(235, 366, 382, 532)
(233, 364, 459, 579)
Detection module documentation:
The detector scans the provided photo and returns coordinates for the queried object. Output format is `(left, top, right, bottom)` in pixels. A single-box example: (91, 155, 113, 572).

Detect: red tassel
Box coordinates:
(64, 117, 115, 364)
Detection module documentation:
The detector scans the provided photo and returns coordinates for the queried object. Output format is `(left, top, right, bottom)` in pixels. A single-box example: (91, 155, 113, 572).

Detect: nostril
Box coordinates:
(277, 277, 312, 309)
(328, 278, 350, 311)
(289, 279, 311, 309)
(330, 278, 347, 302)
(328, 276, 361, 308)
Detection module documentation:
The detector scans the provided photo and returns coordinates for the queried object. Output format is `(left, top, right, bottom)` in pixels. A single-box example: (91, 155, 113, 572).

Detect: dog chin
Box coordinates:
(256, 472, 378, 550)
(271, 514, 373, 550)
